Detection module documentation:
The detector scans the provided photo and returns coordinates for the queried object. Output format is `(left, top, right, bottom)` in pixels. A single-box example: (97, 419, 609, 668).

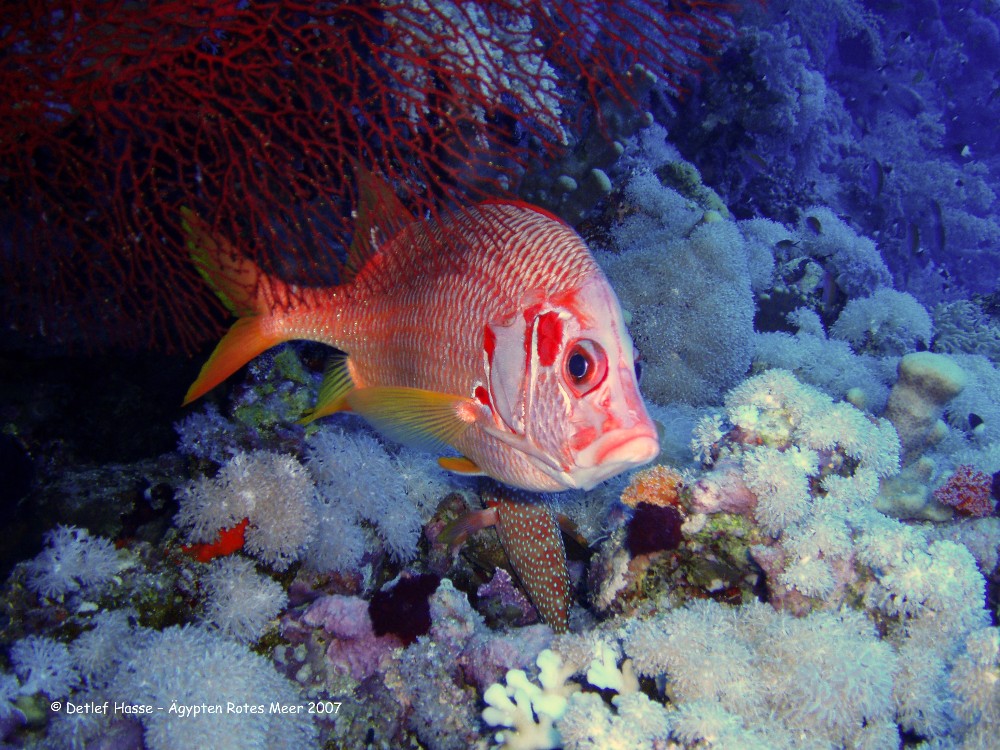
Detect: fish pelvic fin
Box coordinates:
(300, 351, 354, 424)
(345, 387, 479, 453)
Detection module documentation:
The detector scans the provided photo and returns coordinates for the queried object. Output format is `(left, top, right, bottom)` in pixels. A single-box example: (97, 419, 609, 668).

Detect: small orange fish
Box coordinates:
(182, 172, 658, 491)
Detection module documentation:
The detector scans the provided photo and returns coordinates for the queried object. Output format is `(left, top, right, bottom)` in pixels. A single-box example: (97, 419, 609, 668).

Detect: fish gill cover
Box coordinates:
(0, 0, 743, 352)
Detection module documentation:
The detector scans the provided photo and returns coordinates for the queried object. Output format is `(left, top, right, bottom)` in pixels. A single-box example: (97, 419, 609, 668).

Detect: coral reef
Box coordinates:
(598, 155, 756, 405)
(885, 351, 968, 461)
(2, 2, 999, 749)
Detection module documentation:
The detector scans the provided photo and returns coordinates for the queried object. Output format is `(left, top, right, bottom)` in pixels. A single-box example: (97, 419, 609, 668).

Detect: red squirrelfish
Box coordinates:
(182, 173, 659, 491)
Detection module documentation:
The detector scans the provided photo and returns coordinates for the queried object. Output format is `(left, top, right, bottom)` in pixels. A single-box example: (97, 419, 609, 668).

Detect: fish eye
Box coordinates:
(568, 351, 589, 379)
(564, 339, 607, 396)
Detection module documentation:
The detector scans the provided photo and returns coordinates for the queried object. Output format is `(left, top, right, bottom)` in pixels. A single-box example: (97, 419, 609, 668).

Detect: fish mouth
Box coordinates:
(593, 431, 660, 467)
(565, 426, 660, 490)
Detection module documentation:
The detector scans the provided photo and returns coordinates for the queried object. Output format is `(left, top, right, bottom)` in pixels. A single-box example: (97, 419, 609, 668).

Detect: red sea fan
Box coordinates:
(933, 465, 995, 518)
(1, 0, 742, 351)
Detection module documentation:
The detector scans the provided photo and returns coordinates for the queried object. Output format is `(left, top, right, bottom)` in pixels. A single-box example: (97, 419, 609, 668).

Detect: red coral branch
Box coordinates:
(1, 0, 744, 352)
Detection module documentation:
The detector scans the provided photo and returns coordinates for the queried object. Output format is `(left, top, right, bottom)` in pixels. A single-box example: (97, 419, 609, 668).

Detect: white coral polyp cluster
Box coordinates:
(950, 626, 1000, 737)
(9, 636, 79, 699)
(742, 444, 818, 533)
(703, 369, 900, 543)
(175, 450, 317, 571)
(200, 556, 288, 644)
(24, 525, 123, 599)
(724, 370, 901, 476)
(624, 600, 899, 748)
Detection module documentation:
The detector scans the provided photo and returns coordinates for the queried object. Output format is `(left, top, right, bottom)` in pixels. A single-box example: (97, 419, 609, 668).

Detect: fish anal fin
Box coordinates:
(300, 351, 354, 424)
(346, 387, 477, 453)
(438, 456, 484, 475)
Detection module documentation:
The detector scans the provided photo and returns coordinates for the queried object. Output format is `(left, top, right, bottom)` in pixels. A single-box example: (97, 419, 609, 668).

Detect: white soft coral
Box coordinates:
(23, 525, 122, 598)
(9, 635, 78, 699)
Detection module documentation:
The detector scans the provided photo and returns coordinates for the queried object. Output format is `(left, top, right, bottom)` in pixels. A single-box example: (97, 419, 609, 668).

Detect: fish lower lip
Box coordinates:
(594, 432, 660, 467)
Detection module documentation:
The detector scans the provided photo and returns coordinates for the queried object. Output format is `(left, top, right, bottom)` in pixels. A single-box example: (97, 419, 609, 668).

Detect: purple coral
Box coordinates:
(296, 595, 402, 682)
(626, 503, 683, 556)
(478, 568, 537, 627)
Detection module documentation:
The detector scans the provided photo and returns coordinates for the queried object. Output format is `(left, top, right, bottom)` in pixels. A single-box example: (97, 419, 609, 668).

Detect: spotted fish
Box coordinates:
(442, 489, 572, 633)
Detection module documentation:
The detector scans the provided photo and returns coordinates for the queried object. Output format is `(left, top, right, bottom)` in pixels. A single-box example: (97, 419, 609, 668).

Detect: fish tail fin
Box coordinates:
(181, 207, 298, 405)
(182, 206, 268, 317)
(183, 317, 281, 405)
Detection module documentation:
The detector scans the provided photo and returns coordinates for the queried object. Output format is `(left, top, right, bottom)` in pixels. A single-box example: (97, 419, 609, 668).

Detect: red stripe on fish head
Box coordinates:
(475, 385, 491, 409)
(534, 311, 563, 367)
(547, 288, 595, 328)
(483, 324, 496, 364)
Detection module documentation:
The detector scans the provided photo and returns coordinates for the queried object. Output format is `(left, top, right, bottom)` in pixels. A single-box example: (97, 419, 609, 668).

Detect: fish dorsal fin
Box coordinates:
(345, 386, 478, 453)
(299, 351, 355, 425)
(345, 162, 416, 280)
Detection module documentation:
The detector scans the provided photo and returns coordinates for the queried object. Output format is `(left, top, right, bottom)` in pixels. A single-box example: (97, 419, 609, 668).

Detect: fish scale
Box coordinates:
(495, 500, 571, 634)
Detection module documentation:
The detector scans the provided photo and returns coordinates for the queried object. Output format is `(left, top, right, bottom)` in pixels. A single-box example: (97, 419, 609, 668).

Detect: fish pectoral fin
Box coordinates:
(346, 386, 477, 453)
(438, 456, 484, 475)
(300, 351, 354, 424)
